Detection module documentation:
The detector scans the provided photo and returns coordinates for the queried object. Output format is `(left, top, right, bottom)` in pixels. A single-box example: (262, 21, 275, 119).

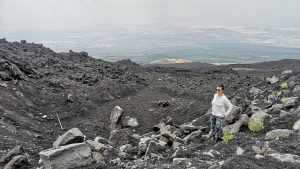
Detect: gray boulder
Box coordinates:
(265, 129, 293, 140)
(249, 106, 272, 123)
(109, 106, 124, 131)
(225, 105, 240, 123)
(293, 119, 300, 130)
(86, 140, 106, 151)
(53, 128, 85, 148)
(39, 143, 93, 169)
(269, 75, 279, 84)
(223, 114, 249, 134)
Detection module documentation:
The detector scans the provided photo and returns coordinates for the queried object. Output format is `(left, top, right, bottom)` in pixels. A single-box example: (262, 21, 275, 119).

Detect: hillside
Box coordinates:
(0, 38, 300, 169)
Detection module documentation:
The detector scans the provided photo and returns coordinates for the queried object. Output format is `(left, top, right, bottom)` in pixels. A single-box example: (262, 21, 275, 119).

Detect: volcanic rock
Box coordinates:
(223, 114, 249, 134)
(265, 129, 293, 140)
(39, 143, 93, 169)
(53, 128, 85, 148)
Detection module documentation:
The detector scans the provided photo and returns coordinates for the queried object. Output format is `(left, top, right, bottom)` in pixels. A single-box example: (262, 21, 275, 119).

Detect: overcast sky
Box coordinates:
(0, 0, 300, 32)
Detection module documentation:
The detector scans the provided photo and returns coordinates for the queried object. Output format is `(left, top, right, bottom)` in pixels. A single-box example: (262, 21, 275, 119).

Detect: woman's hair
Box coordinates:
(217, 84, 224, 91)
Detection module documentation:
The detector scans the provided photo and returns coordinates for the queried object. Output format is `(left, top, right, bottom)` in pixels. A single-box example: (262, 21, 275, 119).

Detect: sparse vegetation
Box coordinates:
(248, 119, 264, 132)
(281, 97, 289, 104)
(222, 132, 234, 143)
(280, 82, 288, 89)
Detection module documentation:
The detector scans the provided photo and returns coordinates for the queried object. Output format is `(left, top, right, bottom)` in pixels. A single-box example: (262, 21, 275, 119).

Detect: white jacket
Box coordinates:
(211, 93, 233, 117)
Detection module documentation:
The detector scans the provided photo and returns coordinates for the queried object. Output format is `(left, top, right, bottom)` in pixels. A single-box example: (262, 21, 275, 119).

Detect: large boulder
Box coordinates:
(53, 128, 85, 148)
(109, 106, 124, 131)
(249, 106, 272, 123)
(265, 129, 293, 140)
(225, 105, 240, 123)
(39, 143, 93, 169)
(293, 119, 300, 130)
(223, 114, 249, 134)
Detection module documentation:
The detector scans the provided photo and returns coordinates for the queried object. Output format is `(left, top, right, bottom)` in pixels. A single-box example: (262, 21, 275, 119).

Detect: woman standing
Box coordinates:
(208, 84, 233, 141)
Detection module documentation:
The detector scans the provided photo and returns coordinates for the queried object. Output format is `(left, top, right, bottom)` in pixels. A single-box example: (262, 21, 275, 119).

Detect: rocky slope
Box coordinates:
(0, 38, 300, 169)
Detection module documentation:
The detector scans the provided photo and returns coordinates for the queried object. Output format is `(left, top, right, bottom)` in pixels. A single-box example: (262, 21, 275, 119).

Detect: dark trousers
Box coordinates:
(210, 115, 225, 139)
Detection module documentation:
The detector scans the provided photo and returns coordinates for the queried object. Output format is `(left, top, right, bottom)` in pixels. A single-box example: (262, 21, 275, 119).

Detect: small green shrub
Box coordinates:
(222, 132, 234, 143)
(280, 82, 288, 89)
(248, 119, 264, 132)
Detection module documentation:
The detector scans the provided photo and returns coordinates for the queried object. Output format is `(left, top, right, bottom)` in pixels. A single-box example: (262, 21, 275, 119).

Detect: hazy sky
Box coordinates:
(1, 0, 300, 32)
